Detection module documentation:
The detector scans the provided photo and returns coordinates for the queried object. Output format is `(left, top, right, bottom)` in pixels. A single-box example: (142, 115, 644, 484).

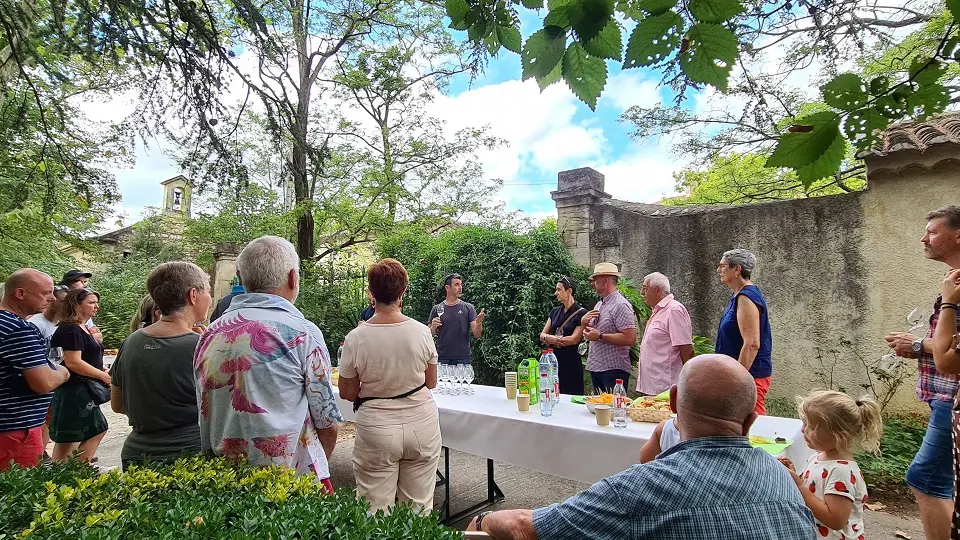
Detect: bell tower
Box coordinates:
(161, 175, 192, 218)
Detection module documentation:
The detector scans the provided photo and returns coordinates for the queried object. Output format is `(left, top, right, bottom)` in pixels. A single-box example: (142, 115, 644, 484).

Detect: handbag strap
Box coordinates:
(353, 382, 427, 413)
(554, 307, 586, 336)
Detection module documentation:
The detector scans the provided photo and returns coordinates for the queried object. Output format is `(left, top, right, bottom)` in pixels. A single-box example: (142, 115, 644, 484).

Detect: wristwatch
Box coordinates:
(912, 338, 924, 356)
(475, 511, 493, 531)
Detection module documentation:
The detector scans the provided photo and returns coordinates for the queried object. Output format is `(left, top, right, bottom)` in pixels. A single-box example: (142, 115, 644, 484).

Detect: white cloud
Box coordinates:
(602, 71, 663, 112)
(594, 147, 688, 203)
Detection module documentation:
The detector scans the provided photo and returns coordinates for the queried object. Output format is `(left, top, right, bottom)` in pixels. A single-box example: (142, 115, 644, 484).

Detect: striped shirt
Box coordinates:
(532, 437, 815, 539)
(0, 310, 54, 431)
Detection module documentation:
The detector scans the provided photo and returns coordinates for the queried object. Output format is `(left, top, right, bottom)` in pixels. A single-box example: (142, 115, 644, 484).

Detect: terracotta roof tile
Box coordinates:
(857, 111, 960, 158)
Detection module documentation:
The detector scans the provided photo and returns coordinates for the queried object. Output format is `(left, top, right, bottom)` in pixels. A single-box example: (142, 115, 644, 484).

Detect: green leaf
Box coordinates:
(537, 58, 564, 90)
(844, 107, 889, 150)
(522, 0, 545, 7)
(566, 0, 615, 42)
(678, 23, 737, 89)
(37, 160, 46, 172)
(907, 82, 951, 119)
(496, 26, 523, 53)
(583, 19, 623, 60)
(766, 112, 845, 186)
(522, 26, 568, 81)
(688, 0, 744, 23)
(821, 73, 868, 112)
(544, 6, 571, 27)
(445, 0, 470, 24)
(623, 10, 683, 68)
(468, 20, 492, 41)
(637, 0, 677, 15)
(549, 0, 571, 8)
(869, 76, 889, 96)
(947, 0, 960, 24)
(909, 58, 945, 86)
(562, 42, 608, 110)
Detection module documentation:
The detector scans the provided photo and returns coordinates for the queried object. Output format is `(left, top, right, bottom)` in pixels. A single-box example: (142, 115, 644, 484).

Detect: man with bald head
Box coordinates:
(0, 269, 71, 470)
(467, 355, 814, 539)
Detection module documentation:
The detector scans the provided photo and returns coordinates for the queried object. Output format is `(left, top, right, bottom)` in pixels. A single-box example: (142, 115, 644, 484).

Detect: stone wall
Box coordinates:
(553, 144, 958, 412)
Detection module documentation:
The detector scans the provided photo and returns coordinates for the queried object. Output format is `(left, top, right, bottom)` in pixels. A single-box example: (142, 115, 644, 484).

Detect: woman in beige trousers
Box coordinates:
(339, 258, 441, 513)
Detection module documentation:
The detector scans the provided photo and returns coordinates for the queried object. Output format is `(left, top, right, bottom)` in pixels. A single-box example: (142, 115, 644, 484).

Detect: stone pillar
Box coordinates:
(551, 167, 611, 266)
(211, 243, 239, 306)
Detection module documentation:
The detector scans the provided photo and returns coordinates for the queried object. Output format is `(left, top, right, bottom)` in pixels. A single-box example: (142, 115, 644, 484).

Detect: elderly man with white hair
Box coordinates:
(194, 236, 342, 492)
(637, 272, 694, 396)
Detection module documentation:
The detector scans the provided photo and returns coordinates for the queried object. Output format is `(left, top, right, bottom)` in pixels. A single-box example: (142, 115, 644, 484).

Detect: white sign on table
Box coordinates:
(334, 384, 810, 485)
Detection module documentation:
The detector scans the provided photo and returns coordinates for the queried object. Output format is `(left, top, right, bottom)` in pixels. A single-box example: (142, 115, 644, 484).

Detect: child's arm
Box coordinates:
(639, 420, 665, 464)
(778, 458, 854, 530)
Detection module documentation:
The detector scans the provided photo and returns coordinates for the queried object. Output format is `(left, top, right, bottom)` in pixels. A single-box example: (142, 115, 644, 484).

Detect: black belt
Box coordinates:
(352, 383, 427, 413)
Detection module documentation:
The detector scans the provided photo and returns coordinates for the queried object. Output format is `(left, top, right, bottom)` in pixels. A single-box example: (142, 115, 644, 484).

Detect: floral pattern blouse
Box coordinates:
(194, 293, 342, 482)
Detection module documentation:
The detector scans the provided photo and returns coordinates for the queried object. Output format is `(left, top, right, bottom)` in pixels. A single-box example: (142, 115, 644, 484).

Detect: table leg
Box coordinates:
(437, 446, 505, 526)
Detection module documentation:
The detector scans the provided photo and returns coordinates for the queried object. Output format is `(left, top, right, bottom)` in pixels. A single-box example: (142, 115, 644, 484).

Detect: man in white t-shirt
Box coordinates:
(27, 284, 68, 461)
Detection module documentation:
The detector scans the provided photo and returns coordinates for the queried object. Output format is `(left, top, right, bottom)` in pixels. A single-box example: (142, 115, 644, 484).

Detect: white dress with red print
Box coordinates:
(800, 453, 868, 540)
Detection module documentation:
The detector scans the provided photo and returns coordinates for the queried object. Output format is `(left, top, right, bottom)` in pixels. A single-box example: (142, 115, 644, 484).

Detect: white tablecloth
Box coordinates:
(334, 384, 811, 485)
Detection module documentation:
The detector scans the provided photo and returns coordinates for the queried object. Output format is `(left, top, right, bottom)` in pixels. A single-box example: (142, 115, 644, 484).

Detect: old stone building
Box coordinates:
(553, 113, 960, 412)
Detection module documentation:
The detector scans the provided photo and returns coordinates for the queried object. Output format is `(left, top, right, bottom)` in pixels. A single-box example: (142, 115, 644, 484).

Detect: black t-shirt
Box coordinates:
(548, 303, 585, 351)
(51, 323, 104, 385)
(360, 306, 375, 322)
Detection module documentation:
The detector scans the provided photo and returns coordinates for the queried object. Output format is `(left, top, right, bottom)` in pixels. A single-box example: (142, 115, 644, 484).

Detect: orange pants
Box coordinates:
(754, 376, 772, 415)
(0, 426, 43, 471)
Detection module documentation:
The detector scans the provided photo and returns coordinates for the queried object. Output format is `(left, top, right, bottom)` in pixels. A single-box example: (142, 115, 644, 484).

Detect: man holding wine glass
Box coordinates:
(428, 273, 485, 366)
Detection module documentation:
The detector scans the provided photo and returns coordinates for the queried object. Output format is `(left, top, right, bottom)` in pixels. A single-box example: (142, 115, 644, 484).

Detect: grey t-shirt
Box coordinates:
(110, 331, 201, 462)
(428, 301, 477, 361)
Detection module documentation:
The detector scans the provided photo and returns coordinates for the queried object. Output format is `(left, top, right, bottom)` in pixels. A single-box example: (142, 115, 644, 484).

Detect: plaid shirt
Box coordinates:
(586, 290, 638, 373)
(532, 437, 814, 540)
(917, 295, 960, 403)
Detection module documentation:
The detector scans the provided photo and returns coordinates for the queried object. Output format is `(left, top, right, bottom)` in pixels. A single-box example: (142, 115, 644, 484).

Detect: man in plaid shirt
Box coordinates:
(467, 355, 814, 539)
(884, 205, 960, 540)
(581, 263, 638, 392)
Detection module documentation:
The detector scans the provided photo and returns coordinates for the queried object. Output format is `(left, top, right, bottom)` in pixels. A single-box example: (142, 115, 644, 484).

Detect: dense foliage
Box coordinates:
(377, 223, 596, 385)
(854, 415, 927, 490)
(0, 457, 459, 539)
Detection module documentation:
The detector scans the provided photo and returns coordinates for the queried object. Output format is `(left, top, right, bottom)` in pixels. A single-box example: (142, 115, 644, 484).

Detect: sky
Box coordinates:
(92, 11, 764, 228)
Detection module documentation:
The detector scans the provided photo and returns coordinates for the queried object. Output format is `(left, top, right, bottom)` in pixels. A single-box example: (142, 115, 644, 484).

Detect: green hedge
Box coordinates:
(0, 457, 459, 539)
(378, 223, 597, 386)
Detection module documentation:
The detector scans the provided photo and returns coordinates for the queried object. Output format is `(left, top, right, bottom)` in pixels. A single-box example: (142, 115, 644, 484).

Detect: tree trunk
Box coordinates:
(291, 0, 314, 262)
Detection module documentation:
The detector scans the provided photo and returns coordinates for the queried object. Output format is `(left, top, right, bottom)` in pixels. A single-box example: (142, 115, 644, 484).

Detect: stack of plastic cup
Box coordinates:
(505, 371, 518, 399)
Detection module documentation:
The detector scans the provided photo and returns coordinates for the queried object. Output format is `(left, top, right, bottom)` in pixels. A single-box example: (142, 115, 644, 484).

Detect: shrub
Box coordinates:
(378, 223, 595, 386)
(0, 457, 459, 539)
(854, 414, 927, 490)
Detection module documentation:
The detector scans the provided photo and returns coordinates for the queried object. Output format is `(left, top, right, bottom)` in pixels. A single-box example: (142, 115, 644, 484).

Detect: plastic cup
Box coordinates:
(505, 372, 518, 399)
(517, 394, 530, 412)
(595, 405, 612, 426)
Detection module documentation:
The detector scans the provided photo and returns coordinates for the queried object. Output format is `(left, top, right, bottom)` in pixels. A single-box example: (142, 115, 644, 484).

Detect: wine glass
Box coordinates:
(437, 364, 448, 394)
(436, 304, 445, 317)
(906, 307, 926, 336)
(49, 346, 63, 365)
(456, 365, 466, 395)
(464, 364, 474, 395)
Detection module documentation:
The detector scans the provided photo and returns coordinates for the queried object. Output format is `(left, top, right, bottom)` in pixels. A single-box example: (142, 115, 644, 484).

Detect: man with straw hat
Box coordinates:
(580, 262, 637, 393)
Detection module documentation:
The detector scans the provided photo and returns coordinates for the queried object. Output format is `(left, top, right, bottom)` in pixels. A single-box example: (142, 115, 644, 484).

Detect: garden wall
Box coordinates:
(554, 138, 960, 412)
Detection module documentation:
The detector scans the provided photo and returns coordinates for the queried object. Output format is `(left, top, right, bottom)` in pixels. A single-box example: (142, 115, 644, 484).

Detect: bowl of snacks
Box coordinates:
(584, 392, 613, 414)
(626, 396, 674, 423)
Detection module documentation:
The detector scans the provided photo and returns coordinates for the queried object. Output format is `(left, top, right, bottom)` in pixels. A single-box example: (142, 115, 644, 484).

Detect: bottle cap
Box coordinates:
(541, 350, 549, 354)
(547, 348, 554, 353)
(615, 379, 623, 384)
(339, 342, 344, 346)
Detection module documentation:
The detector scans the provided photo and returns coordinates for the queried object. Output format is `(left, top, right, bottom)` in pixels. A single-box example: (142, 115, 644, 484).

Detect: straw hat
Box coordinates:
(589, 262, 621, 279)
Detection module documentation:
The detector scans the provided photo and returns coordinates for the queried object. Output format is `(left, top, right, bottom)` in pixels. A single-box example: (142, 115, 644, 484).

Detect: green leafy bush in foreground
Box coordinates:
(0, 457, 459, 539)
(855, 415, 927, 490)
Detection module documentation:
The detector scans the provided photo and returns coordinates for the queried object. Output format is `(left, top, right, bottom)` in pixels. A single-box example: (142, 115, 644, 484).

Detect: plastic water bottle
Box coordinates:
(546, 349, 560, 404)
(539, 350, 554, 417)
(613, 378, 628, 429)
(336, 342, 344, 367)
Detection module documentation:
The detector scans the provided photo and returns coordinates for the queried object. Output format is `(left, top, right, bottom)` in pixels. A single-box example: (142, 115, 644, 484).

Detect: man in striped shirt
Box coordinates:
(0, 269, 71, 470)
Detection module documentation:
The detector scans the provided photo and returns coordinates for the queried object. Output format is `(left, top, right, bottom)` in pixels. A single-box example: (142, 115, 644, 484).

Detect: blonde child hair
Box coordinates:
(797, 390, 883, 453)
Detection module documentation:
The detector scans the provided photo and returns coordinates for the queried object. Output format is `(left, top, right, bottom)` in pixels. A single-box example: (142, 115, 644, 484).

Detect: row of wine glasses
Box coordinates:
(436, 364, 474, 395)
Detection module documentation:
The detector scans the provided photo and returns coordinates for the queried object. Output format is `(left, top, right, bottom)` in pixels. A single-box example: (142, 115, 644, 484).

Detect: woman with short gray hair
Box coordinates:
(109, 261, 212, 468)
(715, 248, 773, 414)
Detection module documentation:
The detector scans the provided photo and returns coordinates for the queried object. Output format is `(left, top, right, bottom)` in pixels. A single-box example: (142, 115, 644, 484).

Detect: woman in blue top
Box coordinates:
(715, 249, 773, 415)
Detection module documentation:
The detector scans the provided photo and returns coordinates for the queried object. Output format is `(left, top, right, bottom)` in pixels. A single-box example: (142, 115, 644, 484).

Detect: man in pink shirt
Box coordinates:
(638, 273, 694, 396)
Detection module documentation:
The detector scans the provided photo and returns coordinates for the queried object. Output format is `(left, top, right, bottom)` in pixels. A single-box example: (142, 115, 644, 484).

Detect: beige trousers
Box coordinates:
(353, 408, 442, 513)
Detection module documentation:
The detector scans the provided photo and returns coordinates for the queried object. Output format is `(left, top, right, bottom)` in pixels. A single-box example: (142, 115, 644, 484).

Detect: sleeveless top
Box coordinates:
(715, 285, 773, 378)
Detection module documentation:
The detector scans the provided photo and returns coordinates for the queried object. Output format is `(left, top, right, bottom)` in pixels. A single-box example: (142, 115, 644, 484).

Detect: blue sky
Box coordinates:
(103, 16, 697, 226)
